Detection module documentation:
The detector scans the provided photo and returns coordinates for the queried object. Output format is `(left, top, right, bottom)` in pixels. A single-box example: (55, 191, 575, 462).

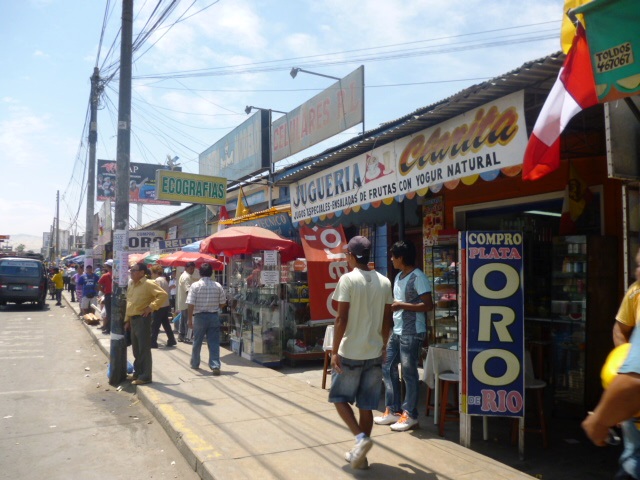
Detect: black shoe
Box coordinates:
(150, 344, 159, 349)
(178, 335, 185, 342)
(166, 341, 177, 347)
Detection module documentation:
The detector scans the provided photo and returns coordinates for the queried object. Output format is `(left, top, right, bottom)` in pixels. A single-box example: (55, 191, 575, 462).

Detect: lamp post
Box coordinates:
(289, 67, 340, 81)
(244, 106, 286, 208)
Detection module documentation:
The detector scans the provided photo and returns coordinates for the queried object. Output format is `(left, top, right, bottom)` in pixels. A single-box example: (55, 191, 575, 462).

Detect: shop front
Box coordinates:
(281, 63, 627, 442)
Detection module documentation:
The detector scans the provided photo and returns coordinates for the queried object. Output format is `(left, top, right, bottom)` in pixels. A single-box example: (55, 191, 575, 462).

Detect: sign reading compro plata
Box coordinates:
(155, 170, 227, 205)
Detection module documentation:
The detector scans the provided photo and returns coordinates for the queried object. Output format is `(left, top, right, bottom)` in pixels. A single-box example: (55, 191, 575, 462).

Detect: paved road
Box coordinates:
(0, 300, 199, 480)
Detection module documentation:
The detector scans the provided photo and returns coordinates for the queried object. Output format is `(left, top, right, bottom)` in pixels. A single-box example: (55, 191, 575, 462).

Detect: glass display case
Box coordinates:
(425, 244, 458, 345)
(550, 235, 618, 415)
(226, 252, 283, 367)
(282, 266, 328, 365)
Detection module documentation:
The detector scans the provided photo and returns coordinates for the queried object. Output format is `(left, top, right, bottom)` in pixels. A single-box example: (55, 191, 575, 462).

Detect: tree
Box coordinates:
(16, 244, 25, 253)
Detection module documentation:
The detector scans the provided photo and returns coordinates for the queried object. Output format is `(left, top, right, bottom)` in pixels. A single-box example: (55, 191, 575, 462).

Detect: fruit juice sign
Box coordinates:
(462, 231, 524, 417)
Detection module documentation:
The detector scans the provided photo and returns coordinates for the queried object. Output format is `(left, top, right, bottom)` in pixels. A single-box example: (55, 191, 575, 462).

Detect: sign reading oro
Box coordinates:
(155, 170, 227, 205)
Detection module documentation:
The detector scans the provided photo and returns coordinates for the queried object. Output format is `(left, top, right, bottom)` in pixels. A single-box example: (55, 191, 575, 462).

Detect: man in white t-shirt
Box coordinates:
(329, 236, 393, 470)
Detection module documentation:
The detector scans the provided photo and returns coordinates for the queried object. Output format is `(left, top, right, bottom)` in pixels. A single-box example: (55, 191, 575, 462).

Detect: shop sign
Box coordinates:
(128, 230, 165, 252)
(290, 91, 527, 223)
(199, 110, 270, 182)
(462, 231, 524, 418)
(155, 170, 227, 205)
(299, 225, 348, 321)
(151, 236, 205, 254)
(233, 212, 294, 238)
(272, 66, 364, 163)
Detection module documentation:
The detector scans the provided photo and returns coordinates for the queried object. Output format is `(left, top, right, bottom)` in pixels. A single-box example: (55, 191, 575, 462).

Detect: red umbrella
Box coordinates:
(200, 226, 303, 261)
(156, 251, 224, 270)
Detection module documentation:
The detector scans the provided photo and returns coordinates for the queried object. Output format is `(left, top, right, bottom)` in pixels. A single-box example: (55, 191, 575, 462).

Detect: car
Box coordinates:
(0, 256, 48, 309)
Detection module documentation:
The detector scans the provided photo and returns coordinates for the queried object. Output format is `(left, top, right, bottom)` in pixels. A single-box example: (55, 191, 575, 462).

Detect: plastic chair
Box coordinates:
(321, 325, 334, 389)
(432, 348, 460, 437)
(512, 350, 548, 448)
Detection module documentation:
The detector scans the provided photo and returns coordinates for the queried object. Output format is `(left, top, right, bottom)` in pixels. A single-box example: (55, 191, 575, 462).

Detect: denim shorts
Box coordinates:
(328, 355, 383, 410)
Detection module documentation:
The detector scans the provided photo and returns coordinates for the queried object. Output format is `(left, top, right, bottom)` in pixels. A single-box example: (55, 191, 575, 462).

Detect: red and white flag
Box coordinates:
(522, 24, 598, 181)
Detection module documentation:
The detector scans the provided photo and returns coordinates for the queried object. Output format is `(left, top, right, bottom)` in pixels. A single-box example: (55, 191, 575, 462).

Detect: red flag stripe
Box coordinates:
(523, 25, 597, 181)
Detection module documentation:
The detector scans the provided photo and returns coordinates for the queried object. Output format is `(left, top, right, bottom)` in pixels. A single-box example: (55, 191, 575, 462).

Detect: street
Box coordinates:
(0, 299, 199, 480)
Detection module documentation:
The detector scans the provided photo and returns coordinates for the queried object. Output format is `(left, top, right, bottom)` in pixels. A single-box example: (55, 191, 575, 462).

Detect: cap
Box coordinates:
(185, 261, 196, 268)
(104, 259, 114, 267)
(346, 236, 371, 258)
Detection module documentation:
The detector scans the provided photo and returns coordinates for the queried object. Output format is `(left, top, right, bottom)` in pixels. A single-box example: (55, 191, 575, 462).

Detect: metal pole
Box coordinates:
(85, 67, 100, 251)
(109, 0, 133, 386)
(55, 191, 60, 262)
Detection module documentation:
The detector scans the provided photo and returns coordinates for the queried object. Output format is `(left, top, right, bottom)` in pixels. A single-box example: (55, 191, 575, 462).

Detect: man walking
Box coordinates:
(186, 262, 226, 375)
(375, 240, 433, 432)
(329, 236, 393, 469)
(176, 262, 196, 343)
(125, 263, 168, 386)
(78, 264, 99, 315)
(97, 259, 113, 334)
(51, 267, 64, 306)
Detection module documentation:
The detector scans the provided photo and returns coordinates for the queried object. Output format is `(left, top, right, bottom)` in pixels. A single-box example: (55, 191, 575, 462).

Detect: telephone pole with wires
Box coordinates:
(85, 67, 102, 253)
(109, 0, 133, 386)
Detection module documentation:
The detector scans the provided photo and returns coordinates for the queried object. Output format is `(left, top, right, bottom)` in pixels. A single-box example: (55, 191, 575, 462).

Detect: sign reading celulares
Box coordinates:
(155, 170, 227, 205)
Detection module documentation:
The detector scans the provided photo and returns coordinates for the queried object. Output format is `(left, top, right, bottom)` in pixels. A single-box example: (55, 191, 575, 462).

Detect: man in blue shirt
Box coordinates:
(78, 265, 100, 315)
(375, 240, 433, 432)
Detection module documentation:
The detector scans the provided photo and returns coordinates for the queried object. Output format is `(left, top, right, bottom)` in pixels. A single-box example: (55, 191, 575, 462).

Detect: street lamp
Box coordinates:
(289, 67, 340, 81)
(244, 106, 287, 208)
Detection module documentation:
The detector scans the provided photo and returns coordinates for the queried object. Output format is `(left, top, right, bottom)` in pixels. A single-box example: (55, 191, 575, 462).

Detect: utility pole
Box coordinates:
(109, 0, 133, 386)
(55, 190, 60, 262)
(85, 67, 101, 253)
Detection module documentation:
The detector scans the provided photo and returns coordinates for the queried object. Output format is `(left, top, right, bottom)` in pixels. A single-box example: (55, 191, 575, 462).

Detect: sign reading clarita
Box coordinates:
(289, 90, 527, 223)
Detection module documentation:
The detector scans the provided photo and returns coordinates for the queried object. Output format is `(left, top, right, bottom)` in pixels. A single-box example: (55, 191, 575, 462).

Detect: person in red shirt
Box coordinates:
(98, 259, 114, 334)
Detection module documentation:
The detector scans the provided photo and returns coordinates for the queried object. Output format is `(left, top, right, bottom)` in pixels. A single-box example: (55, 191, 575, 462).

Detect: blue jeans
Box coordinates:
(382, 332, 425, 419)
(328, 356, 383, 410)
(191, 312, 221, 370)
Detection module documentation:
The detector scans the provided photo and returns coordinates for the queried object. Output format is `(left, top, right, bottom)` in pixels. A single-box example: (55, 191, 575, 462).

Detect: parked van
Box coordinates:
(0, 257, 48, 309)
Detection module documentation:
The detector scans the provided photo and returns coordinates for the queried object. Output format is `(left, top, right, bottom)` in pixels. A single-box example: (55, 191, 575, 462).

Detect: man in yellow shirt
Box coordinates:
(125, 263, 168, 385)
(51, 267, 64, 306)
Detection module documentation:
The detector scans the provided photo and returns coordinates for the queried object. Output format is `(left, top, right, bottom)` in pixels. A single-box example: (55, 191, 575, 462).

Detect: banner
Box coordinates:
(290, 90, 527, 223)
(575, 0, 640, 102)
(97, 200, 112, 246)
(462, 231, 524, 418)
(299, 225, 347, 322)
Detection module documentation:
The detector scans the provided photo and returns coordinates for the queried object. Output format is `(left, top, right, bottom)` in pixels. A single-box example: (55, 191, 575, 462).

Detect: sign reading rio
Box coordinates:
(463, 231, 525, 418)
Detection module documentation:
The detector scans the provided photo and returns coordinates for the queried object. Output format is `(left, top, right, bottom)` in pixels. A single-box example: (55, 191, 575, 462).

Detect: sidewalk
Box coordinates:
(64, 290, 539, 480)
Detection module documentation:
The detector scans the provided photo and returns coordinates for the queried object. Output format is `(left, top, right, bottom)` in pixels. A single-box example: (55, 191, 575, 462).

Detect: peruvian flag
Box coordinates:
(522, 24, 598, 181)
(218, 205, 229, 231)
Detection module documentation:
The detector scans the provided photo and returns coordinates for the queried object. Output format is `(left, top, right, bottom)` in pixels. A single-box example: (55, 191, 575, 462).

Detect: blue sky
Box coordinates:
(0, 0, 564, 245)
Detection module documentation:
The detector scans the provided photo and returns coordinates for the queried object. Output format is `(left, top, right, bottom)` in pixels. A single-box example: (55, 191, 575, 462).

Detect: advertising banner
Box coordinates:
(97, 160, 181, 205)
(574, 0, 640, 102)
(199, 110, 270, 182)
(272, 66, 364, 163)
(299, 225, 348, 322)
(290, 90, 527, 223)
(232, 212, 295, 238)
(155, 170, 226, 205)
(151, 236, 206, 254)
(97, 199, 112, 246)
(462, 231, 524, 418)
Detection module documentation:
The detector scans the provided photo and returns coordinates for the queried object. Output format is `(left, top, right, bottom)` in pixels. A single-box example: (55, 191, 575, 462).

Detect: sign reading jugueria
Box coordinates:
(289, 90, 527, 223)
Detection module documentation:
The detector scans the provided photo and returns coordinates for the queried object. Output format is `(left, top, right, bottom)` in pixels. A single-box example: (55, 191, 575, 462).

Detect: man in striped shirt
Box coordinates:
(186, 262, 227, 375)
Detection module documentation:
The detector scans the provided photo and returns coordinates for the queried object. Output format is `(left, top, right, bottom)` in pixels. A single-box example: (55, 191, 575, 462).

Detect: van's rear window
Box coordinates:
(0, 262, 41, 277)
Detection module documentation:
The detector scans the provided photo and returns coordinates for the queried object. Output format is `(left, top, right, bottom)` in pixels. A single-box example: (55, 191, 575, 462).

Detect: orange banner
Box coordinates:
(299, 225, 348, 322)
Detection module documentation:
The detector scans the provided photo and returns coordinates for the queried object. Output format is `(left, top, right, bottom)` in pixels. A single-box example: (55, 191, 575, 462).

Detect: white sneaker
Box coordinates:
(347, 436, 373, 469)
(390, 411, 419, 431)
(373, 407, 401, 425)
(344, 450, 369, 469)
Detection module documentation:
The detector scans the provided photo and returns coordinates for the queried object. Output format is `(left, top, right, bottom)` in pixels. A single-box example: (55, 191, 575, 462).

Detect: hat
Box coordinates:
(346, 236, 371, 258)
(104, 259, 114, 267)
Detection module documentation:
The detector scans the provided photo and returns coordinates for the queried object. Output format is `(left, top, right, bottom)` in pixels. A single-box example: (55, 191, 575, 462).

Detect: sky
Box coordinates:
(0, 0, 565, 249)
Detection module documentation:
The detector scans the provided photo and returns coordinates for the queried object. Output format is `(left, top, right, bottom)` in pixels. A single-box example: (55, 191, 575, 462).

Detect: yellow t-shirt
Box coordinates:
(52, 272, 64, 289)
(616, 281, 640, 327)
(125, 277, 168, 322)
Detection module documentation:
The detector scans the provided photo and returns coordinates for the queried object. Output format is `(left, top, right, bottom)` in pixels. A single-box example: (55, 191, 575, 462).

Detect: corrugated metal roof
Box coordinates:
(274, 52, 564, 185)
